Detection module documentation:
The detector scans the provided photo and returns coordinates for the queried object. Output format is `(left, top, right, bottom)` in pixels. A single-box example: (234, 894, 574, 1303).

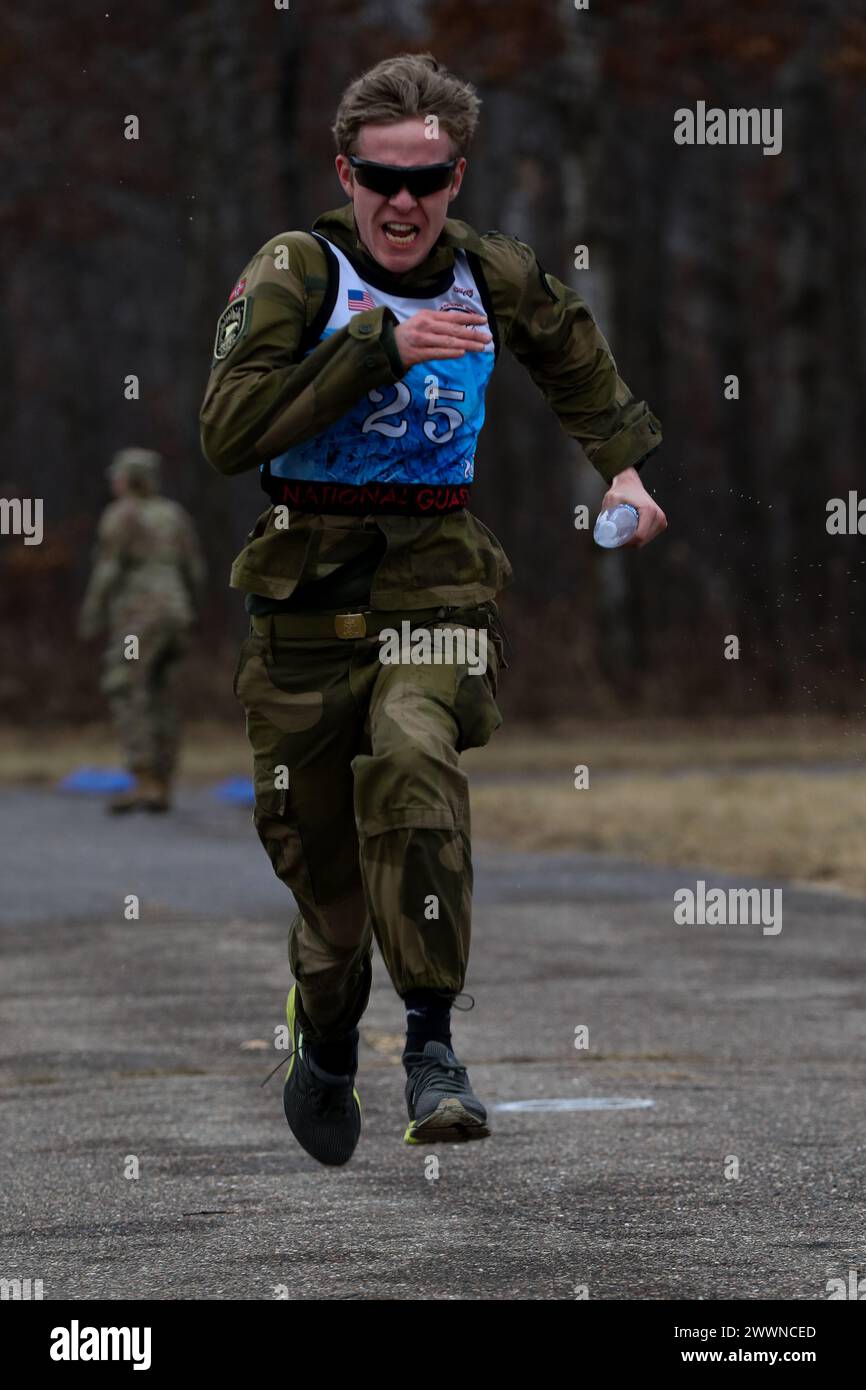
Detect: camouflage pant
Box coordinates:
(233, 603, 506, 1041)
(101, 623, 189, 780)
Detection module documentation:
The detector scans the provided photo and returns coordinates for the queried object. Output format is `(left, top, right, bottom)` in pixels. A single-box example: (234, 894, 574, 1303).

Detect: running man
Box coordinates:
(200, 52, 665, 1164)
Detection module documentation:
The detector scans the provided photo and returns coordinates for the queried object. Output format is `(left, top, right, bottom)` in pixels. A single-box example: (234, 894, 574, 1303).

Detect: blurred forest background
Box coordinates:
(2, 0, 865, 725)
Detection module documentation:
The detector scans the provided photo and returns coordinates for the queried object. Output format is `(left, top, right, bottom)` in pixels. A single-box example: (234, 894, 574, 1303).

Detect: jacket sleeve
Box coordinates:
(200, 232, 407, 476)
(500, 237, 662, 484)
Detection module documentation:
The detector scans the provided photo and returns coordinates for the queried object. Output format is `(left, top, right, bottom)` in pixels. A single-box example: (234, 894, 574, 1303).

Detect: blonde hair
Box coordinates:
(332, 52, 481, 160)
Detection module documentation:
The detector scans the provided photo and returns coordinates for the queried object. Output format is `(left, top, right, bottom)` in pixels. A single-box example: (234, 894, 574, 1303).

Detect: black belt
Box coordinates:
(251, 603, 496, 641)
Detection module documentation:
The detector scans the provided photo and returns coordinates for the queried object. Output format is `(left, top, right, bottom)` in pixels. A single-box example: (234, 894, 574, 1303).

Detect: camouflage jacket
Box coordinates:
(79, 495, 207, 639)
(199, 203, 662, 609)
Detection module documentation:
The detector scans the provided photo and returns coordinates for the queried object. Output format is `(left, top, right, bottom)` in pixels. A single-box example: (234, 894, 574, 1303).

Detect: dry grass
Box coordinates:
(0, 720, 250, 784)
(470, 769, 866, 899)
(3, 716, 866, 898)
(461, 715, 866, 776)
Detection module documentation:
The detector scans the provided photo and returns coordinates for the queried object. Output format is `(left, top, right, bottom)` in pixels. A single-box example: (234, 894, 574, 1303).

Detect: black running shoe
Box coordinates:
(403, 1040, 491, 1144)
(283, 985, 361, 1166)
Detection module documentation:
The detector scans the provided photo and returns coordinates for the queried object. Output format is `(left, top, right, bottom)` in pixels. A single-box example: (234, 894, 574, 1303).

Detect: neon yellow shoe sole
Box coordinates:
(404, 1098, 491, 1144)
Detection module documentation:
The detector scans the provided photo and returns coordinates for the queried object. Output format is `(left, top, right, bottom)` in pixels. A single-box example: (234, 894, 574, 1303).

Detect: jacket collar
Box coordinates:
(311, 202, 484, 294)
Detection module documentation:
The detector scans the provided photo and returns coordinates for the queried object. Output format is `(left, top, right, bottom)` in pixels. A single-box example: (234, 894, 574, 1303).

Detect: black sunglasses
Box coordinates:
(348, 156, 457, 199)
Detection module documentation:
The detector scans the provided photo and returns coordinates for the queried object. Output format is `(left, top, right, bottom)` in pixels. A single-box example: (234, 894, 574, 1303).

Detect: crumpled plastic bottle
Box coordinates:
(593, 503, 639, 549)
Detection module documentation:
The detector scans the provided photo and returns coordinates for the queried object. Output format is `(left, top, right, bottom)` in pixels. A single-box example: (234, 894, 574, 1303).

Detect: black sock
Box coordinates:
(307, 1032, 357, 1077)
(403, 988, 453, 1056)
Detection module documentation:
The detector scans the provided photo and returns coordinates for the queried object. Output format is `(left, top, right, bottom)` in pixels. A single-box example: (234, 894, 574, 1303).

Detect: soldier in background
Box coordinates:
(78, 447, 206, 813)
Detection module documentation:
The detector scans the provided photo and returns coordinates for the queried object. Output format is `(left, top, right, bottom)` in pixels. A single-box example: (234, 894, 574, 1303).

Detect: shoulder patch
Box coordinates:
(213, 296, 249, 361)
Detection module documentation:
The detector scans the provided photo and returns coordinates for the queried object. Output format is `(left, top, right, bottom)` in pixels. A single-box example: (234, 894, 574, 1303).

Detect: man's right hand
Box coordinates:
(392, 310, 492, 370)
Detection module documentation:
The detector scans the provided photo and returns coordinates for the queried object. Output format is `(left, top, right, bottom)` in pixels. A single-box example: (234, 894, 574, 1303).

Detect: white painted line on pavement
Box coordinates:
(493, 1097, 656, 1113)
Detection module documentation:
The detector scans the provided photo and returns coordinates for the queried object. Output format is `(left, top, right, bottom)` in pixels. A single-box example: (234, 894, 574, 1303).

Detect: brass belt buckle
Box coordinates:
(334, 611, 367, 639)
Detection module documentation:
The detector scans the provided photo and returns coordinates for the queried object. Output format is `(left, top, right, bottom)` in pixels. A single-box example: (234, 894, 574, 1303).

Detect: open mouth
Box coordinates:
(381, 222, 420, 246)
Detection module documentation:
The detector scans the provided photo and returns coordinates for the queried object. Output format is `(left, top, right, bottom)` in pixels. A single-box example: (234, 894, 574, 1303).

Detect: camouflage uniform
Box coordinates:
(201, 203, 662, 1041)
(79, 448, 206, 806)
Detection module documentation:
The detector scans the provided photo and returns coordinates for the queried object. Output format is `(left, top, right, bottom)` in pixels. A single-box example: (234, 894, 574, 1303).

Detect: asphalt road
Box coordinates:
(1, 785, 865, 1301)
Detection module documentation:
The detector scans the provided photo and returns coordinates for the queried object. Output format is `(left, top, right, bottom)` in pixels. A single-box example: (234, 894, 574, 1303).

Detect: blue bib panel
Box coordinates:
(267, 233, 495, 507)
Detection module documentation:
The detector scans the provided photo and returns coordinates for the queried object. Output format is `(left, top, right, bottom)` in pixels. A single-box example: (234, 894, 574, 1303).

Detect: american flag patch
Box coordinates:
(347, 288, 375, 312)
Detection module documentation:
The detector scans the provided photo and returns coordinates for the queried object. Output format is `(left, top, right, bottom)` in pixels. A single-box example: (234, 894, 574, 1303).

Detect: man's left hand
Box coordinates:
(601, 467, 667, 548)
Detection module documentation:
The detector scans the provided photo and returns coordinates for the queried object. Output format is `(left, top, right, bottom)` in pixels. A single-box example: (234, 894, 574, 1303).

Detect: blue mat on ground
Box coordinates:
(58, 767, 134, 794)
(213, 777, 255, 805)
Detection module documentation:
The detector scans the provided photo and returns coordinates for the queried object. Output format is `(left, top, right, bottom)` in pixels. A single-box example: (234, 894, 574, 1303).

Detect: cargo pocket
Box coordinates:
(451, 624, 503, 752)
(235, 632, 325, 737)
(484, 604, 510, 697)
(233, 634, 289, 820)
(253, 783, 306, 888)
